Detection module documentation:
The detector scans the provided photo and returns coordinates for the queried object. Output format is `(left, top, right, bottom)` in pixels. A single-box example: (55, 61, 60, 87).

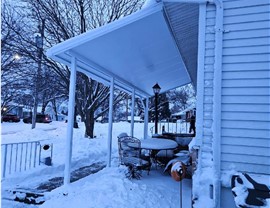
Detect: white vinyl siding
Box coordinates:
(220, 0, 270, 175)
(201, 0, 270, 175)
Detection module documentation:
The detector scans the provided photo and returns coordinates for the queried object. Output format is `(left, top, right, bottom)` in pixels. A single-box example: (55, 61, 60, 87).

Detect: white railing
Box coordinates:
(159, 120, 190, 134)
(1, 141, 41, 179)
(150, 120, 190, 135)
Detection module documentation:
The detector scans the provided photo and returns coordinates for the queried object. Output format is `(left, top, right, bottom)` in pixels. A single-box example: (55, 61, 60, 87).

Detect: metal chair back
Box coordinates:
(118, 136, 141, 165)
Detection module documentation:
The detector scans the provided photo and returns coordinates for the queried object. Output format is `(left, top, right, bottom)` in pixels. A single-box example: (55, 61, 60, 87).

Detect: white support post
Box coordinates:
(144, 97, 149, 140)
(107, 77, 114, 167)
(64, 56, 77, 186)
(130, 88, 135, 137)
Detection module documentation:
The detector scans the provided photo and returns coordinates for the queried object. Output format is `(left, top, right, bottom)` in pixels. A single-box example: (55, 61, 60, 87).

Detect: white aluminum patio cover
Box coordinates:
(46, 3, 193, 97)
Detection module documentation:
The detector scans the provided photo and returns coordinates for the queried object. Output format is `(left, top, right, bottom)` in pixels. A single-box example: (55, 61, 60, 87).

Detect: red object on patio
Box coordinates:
(171, 161, 186, 181)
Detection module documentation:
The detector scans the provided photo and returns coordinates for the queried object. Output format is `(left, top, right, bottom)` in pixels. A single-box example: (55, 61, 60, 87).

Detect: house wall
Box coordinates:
(201, 0, 270, 175)
(196, 1, 269, 206)
(220, 0, 270, 175)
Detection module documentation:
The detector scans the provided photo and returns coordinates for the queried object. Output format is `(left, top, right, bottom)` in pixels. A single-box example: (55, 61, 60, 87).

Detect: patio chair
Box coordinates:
(118, 136, 151, 179)
(117, 132, 128, 139)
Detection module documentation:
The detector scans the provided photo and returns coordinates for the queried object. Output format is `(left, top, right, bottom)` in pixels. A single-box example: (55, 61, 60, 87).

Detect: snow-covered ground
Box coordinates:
(1, 121, 192, 208)
(2, 121, 269, 208)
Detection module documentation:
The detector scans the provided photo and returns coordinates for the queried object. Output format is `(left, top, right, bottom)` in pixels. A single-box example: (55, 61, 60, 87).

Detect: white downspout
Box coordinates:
(64, 56, 77, 186)
(130, 89, 135, 137)
(107, 77, 114, 167)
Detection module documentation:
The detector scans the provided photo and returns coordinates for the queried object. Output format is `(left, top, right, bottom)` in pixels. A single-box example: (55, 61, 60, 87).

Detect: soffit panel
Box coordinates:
(47, 3, 194, 96)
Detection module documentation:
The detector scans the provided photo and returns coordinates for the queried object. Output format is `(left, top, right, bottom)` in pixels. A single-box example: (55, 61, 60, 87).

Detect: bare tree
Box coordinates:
(1, 1, 69, 123)
(17, 0, 144, 137)
(167, 84, 196, 114)
(1, 2, 34, 115)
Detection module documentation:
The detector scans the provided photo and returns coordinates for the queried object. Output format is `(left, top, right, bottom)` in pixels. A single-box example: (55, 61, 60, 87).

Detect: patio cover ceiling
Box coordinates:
(46, 2, 197, 98)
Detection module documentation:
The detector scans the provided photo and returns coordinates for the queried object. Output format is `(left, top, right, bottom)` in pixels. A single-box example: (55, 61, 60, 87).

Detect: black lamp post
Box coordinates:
(152, 83, 161, 134)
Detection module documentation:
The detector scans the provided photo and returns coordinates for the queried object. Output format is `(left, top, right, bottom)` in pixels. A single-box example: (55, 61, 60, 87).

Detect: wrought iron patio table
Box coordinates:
(128, 138, 178, 168)
(139, 138, 178, 150)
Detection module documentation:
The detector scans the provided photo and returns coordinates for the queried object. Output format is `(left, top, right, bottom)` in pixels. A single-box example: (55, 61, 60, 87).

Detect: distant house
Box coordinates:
(47, 0, 270, 207)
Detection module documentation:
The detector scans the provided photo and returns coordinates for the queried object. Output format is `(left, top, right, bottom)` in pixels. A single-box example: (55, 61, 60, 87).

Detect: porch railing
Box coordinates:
(150, 120, 190, 135)
(1, 141, 41, 179)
